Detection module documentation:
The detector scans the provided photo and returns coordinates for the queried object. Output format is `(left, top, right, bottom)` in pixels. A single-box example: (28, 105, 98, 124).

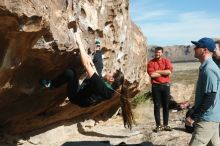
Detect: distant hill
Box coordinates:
(148, 38, 220, 63)
(147, 45, 197, 62)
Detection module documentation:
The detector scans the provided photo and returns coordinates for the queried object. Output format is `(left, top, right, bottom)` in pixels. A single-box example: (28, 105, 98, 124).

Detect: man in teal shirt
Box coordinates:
(185, 37, 220, 146)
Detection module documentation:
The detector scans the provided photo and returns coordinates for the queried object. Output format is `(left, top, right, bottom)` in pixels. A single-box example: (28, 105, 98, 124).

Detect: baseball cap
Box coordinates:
(191, 37, 216, 52)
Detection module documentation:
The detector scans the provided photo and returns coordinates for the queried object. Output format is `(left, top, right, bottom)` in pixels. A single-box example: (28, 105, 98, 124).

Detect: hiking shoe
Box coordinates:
(163, 125, 172, 131)
(153, 125, 163, 133)
(40, 79, 51, 88)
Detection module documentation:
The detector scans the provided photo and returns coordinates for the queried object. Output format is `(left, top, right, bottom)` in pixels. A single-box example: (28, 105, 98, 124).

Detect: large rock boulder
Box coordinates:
(170, 83, 195, 103)
(0, 0, 147, 134)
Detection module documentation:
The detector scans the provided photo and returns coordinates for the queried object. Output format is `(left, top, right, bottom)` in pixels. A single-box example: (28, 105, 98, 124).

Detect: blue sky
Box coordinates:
(129, 0, 220, 46)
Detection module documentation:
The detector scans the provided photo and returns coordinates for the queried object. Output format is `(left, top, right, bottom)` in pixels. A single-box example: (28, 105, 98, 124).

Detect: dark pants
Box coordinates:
(152, 83, 170, 126)
(93, 50, 103, 76)
(51, 69, 79, 102)
(50, 69, 102, 107)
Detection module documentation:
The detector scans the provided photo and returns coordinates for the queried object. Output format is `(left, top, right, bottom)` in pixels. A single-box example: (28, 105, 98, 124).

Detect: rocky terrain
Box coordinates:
(0, 103, 192, 146)
(0, 62, 200, 146)
(0, 0, 147, 135)
(0, 0, 219, 145)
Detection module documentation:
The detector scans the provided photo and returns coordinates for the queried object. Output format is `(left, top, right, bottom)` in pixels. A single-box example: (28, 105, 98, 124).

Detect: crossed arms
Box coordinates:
(150, 70, 172, 78)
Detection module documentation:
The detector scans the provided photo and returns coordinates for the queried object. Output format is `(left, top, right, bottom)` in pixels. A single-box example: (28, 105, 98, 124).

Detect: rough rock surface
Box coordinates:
(0, 102, 192, 146)
(170, 83, 195, 103)
(0, 62, 199, 146)
(0, 0, 147, 134)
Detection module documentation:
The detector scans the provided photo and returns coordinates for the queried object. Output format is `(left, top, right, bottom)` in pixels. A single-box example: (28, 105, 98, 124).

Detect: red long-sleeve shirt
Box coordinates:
(147, 58, 173, 84)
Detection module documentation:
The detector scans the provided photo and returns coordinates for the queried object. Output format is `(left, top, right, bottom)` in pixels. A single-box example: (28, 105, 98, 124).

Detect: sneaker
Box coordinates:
(153, 125, 163, 133)
(163, 125, 172, 131)
(40, 79, 51, 88)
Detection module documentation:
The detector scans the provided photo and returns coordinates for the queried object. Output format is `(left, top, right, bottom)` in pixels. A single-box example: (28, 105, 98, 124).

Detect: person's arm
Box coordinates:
(191, 92, 216, 120)
(185, 92, 215, 126)
(156, 59, 173, 76)
(75, 33, 98, 78)
(150, 72, 161, 78)
(147, 62, 161, 78)
(156, 70, 171, 75)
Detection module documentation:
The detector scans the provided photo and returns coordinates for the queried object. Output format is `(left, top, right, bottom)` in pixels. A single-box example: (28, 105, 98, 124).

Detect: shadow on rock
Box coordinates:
(172, 127, 188, 133)
(77, 123, 127, 138)
(61, 141, 156, 146)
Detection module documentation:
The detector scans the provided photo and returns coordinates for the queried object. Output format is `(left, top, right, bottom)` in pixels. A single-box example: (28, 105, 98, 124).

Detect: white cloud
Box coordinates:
(132, 10, 170, 21)
(137, 11, 220, 45)
(130, 0, 155, 16)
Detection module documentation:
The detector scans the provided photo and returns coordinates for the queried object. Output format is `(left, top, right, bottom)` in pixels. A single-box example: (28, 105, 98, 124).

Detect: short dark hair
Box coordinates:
(155, 46, 164, 52)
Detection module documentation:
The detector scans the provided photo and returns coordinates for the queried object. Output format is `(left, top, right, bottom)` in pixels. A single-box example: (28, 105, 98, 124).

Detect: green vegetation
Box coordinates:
(132, 87, 152, 106)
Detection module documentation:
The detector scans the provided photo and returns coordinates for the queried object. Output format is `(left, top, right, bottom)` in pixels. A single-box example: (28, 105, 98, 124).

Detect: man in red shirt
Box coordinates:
(147, 46, 173, 132)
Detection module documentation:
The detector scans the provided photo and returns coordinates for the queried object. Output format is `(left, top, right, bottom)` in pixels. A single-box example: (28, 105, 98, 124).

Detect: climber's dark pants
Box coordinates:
(50, 69, 102, 107)
(93, 50, 103, 76)
(152, 83, 170, 126)
(51, 69, 79, 103)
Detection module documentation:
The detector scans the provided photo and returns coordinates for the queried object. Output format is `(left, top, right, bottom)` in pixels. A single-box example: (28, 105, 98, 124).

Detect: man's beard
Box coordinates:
(155, 55, 161, 59)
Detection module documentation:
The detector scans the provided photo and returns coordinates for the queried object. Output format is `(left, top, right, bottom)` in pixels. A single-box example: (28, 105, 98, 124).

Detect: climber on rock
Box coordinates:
(40, 33, 134, 129)
(92, 38, 103, 76)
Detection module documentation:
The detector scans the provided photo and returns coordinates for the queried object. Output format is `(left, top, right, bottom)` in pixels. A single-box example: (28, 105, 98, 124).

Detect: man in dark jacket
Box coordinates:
(93, 39, 103, 76)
